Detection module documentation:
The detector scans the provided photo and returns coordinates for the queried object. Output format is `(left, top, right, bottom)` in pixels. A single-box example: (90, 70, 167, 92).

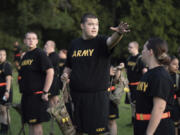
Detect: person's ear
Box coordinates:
(80, 23, 84, 30)
(149, 49, 154, 55)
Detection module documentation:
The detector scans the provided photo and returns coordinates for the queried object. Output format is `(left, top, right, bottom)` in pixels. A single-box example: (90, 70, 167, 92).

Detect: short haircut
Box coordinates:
(129, 41, 139, 49)
(0, 49, 6, 55)
(0, 48, 6, 52)
(25, 32, 38, 39)
(80, 13, 98, 24)
(46, 40, 56, 48)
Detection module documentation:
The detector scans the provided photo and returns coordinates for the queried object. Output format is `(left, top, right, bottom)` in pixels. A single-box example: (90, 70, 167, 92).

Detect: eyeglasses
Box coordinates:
(26, 38, 37, 40)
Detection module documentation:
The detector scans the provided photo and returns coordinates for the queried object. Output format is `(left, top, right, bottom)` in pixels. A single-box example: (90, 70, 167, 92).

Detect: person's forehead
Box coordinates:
(0, 51, 6, 55)
(172, 59, 179, 63)
(128, 43, 134, 48)
(86, 18, 98, 23)
(26, 33, 37, 38)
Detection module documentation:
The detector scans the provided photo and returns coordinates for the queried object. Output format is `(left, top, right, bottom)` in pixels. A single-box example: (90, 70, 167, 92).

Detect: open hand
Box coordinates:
(110, 22, 130, 34)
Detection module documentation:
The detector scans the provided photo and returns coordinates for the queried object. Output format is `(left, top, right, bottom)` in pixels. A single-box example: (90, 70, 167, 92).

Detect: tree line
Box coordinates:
(0, 0, 179, 61)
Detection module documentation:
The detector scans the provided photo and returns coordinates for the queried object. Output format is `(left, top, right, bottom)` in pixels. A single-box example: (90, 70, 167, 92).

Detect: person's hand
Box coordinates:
(61, 73, 70, 83)
(110, 22, 130, 34)
(117, 62, 125, 69)
(41, 93, 48, 101)
(4, 91, 9, 100)
(110, 67, 116, 76)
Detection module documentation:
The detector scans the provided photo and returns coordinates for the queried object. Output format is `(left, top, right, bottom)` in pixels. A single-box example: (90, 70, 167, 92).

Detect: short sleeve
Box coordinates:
(98, 35, 112, 57)
(65, 43, 72, 68)
(149, 76, 171, 101)
(40, 51, 53, 71)
(3, 62, 12, 76)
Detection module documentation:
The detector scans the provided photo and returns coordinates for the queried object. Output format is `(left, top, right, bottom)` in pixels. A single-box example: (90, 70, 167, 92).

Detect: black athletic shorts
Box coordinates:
(134, 118, 175, 135)
(21, 94, 50, 125)
(171, 100, 180, 124)
(109, 100, 119, 120)
(71, 90, 109, 134)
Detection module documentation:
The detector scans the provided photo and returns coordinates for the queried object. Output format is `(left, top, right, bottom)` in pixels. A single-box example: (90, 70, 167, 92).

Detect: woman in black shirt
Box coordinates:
(168, 56, 180, 135)
(135, 38, 175, 135)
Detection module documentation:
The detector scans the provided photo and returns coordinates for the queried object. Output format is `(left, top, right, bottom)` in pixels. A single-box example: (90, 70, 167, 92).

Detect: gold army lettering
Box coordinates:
(127, 61, 136, 66)
(96, 128, 105, 132)
(137, 82, 148, 92)
(72, 49, 94, 57)
(21, 59, 33, 66)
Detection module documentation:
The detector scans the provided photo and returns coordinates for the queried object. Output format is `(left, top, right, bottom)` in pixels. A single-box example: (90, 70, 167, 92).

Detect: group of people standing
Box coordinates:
(125, 39, 180, 135)
(0, 12, 179, 135)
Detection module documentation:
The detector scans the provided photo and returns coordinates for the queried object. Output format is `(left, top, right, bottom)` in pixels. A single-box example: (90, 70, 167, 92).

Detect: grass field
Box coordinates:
(9, 69, 133, 135)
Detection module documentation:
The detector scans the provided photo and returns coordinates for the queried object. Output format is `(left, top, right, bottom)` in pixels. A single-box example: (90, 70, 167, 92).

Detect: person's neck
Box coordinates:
(0, 61, 5, 64)
(28, 47, 36, 51)
(132, 51, 139, 56)
(48, 50, 55, 55)
(82, 33, 94, 40)
(148, 59, 160, 69)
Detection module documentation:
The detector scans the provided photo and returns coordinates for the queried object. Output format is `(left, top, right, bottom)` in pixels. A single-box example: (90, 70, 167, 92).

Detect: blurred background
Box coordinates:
(0, 0, 180, 61)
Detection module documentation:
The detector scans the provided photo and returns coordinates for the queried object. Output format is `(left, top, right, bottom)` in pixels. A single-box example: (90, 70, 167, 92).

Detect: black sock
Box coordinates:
(132, 117, 135, 124)
(1, 123, 8, 132)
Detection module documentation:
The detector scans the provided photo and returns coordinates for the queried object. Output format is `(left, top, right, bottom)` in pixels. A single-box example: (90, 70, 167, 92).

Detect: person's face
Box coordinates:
(169, 58, 179, 73)
(59, 51, 67, 59)
(14, 41, 19, 46)
(81, 18, 99, 38)
(24, 33, 38, 50)
(142, 42, 150, 64)
(0, 51, 6, 63)
(128, 43, 137, 55)
(44, 42, 52, 54)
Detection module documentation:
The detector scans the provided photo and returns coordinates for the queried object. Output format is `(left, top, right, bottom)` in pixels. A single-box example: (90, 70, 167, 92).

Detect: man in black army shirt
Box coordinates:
(0, 49, 13, 134)
(18, 32, 54, 135)
(61, 13, 130, 135)
(44, 40, 60, 107)
(125, 41, 147, 127)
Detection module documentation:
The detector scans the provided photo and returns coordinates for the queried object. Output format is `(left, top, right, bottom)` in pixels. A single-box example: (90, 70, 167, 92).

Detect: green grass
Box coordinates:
(9, 69, 133, 135)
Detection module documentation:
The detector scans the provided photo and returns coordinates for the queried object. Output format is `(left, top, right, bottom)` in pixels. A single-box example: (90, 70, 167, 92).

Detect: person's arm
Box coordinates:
(42, 68, 54, 101)
(4, 75, 12, 99)
(146, 97, 166, 135)
(106, 22, 130, 49)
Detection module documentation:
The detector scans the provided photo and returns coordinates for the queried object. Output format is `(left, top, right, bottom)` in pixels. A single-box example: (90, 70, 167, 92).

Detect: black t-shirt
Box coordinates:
(19, 48, 52, 95)
(136, 66, 174, 114)
(48, 52, 60, 92)
(66, 35, 111, 92)
(14, 45, 21, 61)
(14, 45, 21, 55)
(0, 62, 12, 91)
(126, 54, 146, 83)
(170, 72, 180, 97)
(48, 52, 60, 76)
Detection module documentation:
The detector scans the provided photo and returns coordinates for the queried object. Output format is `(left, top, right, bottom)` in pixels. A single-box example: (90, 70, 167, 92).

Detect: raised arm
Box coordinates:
(106, 22, 130, 49)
